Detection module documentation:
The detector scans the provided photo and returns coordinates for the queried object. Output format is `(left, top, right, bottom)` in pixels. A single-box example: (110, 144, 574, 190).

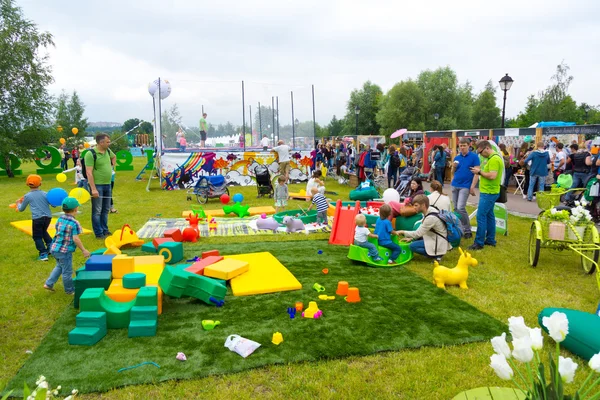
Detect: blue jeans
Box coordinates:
(91, 184, 111, 237)
(355, 240, 379, 258)
(504, 167, 514, 187)
(452, 186, 471, 234)
(77, 179, 89, 192)
(47, 251, 74, 293)
(388, 167, 398, 188)
(475, 193, 499, 247)
(409, 239, 428, 257)
(380, 241, 401, 261)
(566, 172, 589, 202)
(32, 216, 52, 256)
(527, 175, 545, 201)
(436, 167, 445, 186)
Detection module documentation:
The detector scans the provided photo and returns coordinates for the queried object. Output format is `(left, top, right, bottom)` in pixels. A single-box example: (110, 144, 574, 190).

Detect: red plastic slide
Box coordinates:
(329, 200, 361, 246)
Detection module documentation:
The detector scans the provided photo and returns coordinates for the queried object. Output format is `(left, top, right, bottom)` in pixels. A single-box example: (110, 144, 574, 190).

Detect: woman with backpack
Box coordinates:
(433, 146, 447, 187)
(428, 180, 452, 212)
(398, 147, 408, 174)
(387, 145, 400, 188)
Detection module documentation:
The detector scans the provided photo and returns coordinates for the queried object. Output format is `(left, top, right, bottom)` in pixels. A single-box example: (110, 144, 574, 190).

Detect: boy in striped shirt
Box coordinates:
(307, 186, 329, 226)
(44, 197, 91, 294)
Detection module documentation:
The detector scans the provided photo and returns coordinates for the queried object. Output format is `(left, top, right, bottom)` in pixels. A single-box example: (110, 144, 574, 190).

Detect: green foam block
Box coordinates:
(123, 272, 146, 289)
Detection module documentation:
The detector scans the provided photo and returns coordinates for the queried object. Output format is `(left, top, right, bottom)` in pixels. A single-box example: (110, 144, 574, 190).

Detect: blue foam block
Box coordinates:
(85, 254, 117, 272)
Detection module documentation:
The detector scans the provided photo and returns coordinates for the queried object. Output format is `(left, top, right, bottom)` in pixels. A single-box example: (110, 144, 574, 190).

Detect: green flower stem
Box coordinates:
(510, 377, 527, 394)
(581, 376, 600, 398)
(533, 351, 547, 400)
(577, 370, 595, 397)
(556, 342, 560, 387)
(526, 362, 535, 389)
(586, 388, 600, 400)
(508, 358, 530, 388)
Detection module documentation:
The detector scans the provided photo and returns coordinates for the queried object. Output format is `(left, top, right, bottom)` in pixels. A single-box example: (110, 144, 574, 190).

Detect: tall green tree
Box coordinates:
(455, 81, 474, 129)
(417, 66, 460, 130)
(326, 115, 343, 137)
(161, 104, 182, 147)
(54, 90, 88, 145)
(0, 0, 55, 177)
(376, 80, 426, 136)
(513, 95, 541, 127)
(472, 81, 501, 128)
(342, 81, 382, 136)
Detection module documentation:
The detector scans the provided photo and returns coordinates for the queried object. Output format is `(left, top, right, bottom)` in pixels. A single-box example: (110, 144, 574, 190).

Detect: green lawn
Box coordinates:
(1, 158, 599, 399)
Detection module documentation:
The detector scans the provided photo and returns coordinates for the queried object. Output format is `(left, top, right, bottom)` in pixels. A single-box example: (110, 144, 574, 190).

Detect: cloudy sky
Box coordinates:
(17, 0, 600, 128)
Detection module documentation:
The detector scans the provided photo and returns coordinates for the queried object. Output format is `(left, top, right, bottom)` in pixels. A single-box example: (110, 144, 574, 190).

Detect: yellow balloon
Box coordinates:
(69, 187, 91, 205)
(84, 142, 90, 148)
(57, 126, 63, 132)
(56, 173, 67, 183)
(72, 127, 79, 135)
(59, 138, 66, 145)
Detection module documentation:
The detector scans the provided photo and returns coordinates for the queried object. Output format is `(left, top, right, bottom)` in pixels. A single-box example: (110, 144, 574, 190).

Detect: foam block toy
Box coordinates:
(153, 237, 174, 248)
(123, 272, 146, 289)
(433, 248, 477, 290)
(538, 308, 600, 361)
(74, 270, 112, 309)
(103, 224, 144, 255)
(85, 255, 117, 272)
(182, 227, 199, 242)
(158, 241, 184, 264)
(141, 242, 158, 253)
(128, 305, 158, 338)
(163, 228, 183, 242)
(349, 186, 379, 201)
(181, 206, 276, 218)
(159, 266, 227, 306)
(204, 258, 249, 280)
(223, 202, 251, 218)
(91, 248, 107, 255)
(68, 311, 107, 346)
(79, 286, 158, 329)
(202, 250, 220, 258)
(112, 255, 135, 279)
(228, 252, 302, 296)
(10, 218, 93, 237)
(185, 256, 224, 275)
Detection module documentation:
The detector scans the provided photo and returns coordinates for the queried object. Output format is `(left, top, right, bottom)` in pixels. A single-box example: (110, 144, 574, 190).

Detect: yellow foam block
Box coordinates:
(204, 259, 249, 280)
(182, 206, 276, 218)
(105, 279, 164, 314)
(10, 218, 93, 237)
(112, 255, 135, 279)
(135, 262, 164, 284)
(134, 255, 166, 266)
(104, 245, 122, 255)
(289, 191, 311, 201)
(227, 252, 302, 296)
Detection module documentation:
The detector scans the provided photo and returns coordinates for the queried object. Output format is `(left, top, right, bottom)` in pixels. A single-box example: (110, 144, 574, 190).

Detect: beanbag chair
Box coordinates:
(538, 307, 600, 361)
(349, 186, 379, 201)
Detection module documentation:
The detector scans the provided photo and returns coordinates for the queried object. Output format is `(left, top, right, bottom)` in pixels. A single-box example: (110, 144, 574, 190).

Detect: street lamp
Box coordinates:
(434, 113, 439, 130)
(499, 73, 514, 128)
(583, 104, 591, 124)
(355, 105, 360, 137)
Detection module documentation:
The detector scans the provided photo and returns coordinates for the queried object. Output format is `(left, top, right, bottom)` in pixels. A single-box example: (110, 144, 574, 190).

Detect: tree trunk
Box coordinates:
(4, 155, 14, 178)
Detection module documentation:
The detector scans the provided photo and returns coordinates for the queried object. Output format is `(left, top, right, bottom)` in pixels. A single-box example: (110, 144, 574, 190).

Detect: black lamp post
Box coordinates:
(355, 105, 360, 137)
(434, 113, 439, 130)
(499, 73, 514, 128)
(584, 104, 591, 124)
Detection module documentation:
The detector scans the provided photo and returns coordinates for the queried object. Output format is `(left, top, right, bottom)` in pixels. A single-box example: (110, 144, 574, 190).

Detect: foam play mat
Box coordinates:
(226, 252, 302, 296)
(137, 217, 331, 239)
(181, 206, 276, 218)
(10, 218, 93, 237)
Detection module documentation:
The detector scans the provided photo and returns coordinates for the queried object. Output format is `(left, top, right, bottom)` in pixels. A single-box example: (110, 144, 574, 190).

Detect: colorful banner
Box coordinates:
(160, 150, 314, 190)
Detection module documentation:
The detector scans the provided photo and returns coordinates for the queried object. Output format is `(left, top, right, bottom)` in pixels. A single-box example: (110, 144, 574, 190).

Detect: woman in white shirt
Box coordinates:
(427, 180, 452, 212)
(306, 170, 326, 195)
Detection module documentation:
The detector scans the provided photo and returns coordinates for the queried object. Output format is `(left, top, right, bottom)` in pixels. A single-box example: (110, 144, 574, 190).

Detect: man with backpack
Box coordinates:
(397, 194, 457, 261)
(84, 133, 116, 239)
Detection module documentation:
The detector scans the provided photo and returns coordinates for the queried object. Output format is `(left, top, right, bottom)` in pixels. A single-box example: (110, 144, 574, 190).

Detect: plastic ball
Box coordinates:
(56, 173, 67, 183)
(72, 127, 78, 135)
(148, 78, 172, 99)
(317, 250, 323, 255)
(261, 213, 267, 219)
(383, 188, 400, 204)
(69, 187, 91, 205)
(232, 193, 244, 203)
(47, 188, 68, 207)
(220, 194, 230, 204)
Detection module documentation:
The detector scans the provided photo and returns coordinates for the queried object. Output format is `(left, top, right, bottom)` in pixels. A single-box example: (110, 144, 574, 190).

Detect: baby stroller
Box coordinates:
(186, 174, 229, 204)
(395, 166, 418, 199)
(254, 164, 274, 198)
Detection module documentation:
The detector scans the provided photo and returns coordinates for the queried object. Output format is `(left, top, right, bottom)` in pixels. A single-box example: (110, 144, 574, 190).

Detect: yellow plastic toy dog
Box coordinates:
(432, 247, 478, 289)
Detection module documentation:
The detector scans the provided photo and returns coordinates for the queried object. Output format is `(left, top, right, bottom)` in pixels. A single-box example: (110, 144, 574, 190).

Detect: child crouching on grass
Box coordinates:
(354, 214, 382, 262)
(44, 197, 90, 294)
(307, 186, 329, 226)
(374, 204, 401, 264)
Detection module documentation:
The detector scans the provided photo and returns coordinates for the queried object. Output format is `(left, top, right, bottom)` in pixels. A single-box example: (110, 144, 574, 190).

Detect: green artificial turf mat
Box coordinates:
(6, 240, 505, 396)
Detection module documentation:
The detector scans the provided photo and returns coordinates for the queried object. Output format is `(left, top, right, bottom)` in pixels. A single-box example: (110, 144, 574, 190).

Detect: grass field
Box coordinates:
(1, 158, 599, 399)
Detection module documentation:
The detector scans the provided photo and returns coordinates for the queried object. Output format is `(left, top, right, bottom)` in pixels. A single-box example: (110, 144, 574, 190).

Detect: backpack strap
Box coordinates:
(424, 212, 450, 243)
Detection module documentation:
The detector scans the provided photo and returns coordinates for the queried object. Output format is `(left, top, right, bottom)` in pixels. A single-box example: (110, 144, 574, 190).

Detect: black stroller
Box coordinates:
(254, 164, 274, 198)
(395, 166, 418, 199)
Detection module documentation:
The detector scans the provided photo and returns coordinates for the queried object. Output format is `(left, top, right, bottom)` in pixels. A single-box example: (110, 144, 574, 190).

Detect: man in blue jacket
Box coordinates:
(521, 141, 550, 202)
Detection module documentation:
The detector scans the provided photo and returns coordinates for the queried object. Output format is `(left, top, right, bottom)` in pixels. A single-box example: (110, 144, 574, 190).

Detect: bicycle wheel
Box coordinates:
(196, 189, 208, 204)
(529, 222, 541, 267)
(580, 225, 599, 274)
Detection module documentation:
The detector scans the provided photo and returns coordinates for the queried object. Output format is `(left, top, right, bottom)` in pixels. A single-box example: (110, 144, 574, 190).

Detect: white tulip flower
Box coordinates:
(542, 312, 569, 342)
(490, 354, 514, 380)
(491, 332, 512, 359)
(512, 336, 534, 363)
(558, 356, 578, 383)
(589, 353, 600, 372)
(529, 327, 544, 350)
(508, 316, 530, 339)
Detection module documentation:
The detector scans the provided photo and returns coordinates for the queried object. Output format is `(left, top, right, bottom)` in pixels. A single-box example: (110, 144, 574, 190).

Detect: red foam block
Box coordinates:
(152, 237, 174, 249)
(163, 228, 183, 242)
(202, 250, 220, 259)
(185, 256, 224, 275)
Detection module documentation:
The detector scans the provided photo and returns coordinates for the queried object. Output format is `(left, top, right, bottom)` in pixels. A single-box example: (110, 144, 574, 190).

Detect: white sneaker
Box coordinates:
(522, 194, 527, 199)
